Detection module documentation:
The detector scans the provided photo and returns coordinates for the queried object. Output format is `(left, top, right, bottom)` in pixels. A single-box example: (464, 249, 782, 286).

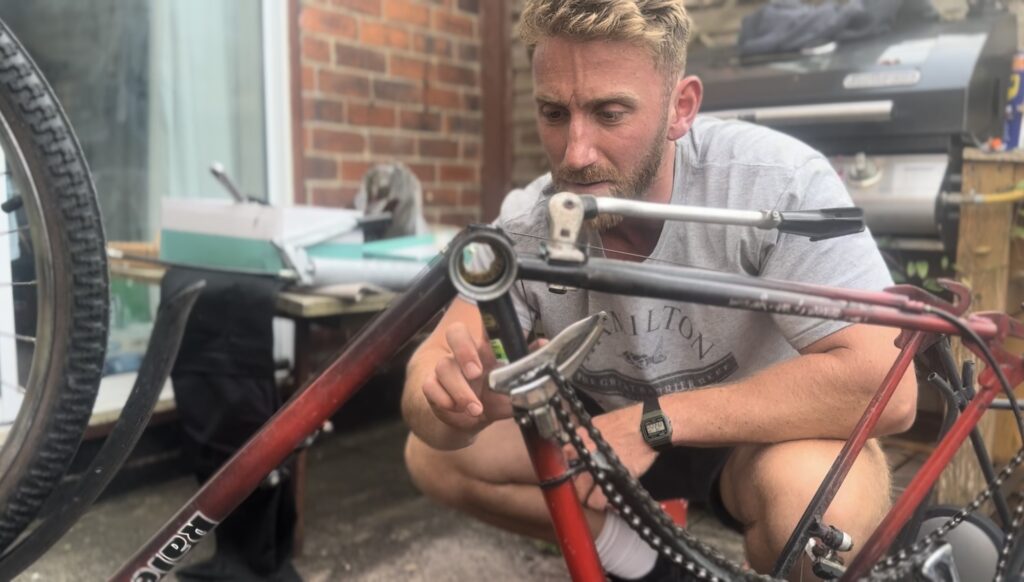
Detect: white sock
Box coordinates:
(594, 510, 658, 579)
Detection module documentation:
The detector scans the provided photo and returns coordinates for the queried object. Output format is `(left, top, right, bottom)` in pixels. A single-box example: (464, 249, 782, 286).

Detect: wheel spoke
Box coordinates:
(0, 224, 28, 237)
(0, 331, 34, 345)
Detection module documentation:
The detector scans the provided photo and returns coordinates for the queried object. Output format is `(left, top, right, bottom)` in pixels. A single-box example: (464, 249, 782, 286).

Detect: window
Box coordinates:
(0, 1, 294, 413)
(0, 0, 271, 240)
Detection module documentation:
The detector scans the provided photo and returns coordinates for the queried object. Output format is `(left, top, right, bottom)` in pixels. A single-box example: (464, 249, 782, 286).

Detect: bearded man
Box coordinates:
(400, 1, 915, 580)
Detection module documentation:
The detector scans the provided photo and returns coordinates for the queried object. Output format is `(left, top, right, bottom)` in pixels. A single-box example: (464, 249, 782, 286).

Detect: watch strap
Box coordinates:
(642, 395, 660, 416)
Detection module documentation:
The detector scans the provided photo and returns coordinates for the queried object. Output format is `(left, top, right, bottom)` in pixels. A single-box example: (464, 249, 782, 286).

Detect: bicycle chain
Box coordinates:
(545, 370, 774, 582)
(995, 498, 1023, 582)
(538, 370, 1024, 581)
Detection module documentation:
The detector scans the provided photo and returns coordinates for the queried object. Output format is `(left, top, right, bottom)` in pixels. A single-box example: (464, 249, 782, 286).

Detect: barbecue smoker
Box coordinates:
(688, 12, 1017, 288)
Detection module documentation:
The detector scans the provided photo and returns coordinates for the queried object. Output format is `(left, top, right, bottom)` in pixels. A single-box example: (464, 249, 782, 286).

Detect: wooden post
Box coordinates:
(481, 0, 512, 222)
(936, 148, 1022, 505)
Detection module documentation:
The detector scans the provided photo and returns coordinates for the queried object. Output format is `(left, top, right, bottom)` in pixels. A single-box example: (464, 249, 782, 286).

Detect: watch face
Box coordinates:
(643, 416, 670, 440)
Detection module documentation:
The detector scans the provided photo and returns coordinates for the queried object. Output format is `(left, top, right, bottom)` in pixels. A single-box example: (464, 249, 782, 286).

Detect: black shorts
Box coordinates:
(577, 392, 745, 534)
(638, 445, 745, 534)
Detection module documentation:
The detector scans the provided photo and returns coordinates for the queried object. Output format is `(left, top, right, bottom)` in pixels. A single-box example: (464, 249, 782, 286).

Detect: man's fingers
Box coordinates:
(422, 375, 456, 411)
(435, 357, 484, 416)
(445, 323, 484, 380)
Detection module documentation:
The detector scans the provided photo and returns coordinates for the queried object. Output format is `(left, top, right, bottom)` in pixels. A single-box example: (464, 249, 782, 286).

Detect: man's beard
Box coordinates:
(543, 125, 667, 232)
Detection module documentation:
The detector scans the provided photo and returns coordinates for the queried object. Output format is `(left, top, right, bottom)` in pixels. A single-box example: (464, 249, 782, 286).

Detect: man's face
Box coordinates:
(533, 37, 674, 213)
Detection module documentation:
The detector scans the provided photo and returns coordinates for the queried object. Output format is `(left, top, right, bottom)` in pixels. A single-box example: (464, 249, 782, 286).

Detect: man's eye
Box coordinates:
(598, 110, 625, 123)
(541, 108, 566, 123)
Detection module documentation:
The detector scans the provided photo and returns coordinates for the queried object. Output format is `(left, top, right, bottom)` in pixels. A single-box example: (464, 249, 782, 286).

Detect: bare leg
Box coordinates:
(404, 418, 605, 542)
(719, 439, 891, 581)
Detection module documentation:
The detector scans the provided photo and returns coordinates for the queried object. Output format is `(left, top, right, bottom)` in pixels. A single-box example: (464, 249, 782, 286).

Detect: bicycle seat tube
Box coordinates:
(449, 227, 604, 582)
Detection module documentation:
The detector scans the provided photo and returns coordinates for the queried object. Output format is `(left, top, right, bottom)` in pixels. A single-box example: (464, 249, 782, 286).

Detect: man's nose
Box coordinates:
(563, 119, 598, 169)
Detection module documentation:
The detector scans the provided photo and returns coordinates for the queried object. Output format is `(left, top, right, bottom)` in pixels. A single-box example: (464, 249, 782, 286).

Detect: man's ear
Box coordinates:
(666, 75, 702, 141)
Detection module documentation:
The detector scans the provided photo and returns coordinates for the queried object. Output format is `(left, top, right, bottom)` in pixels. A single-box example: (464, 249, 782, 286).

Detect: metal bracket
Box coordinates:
(885, 279, 968, 317)
(489, 312, 607, 415)
(803, 538, 846, 580)
(272, 218, 364, 286)
(543, 192, 587, 265)
(973, 311, 1024, 343)
(920, 542, 961, 582)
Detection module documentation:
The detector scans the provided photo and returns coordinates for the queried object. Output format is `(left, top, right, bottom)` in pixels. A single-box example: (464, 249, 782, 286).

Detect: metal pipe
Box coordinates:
(593, 197, 774, 228)
(707, 100, 893, 126)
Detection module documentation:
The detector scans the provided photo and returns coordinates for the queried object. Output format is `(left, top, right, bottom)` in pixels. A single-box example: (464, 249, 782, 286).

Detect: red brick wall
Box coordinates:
(297, 0, 483, 226)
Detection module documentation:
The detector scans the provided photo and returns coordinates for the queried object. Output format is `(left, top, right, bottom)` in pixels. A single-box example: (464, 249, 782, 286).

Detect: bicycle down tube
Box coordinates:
(112, 253, 458, 581)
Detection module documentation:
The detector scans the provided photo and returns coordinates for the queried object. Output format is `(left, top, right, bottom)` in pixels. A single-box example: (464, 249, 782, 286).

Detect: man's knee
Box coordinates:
(822, 441, 891, 531)
(723, 439, 890, 534)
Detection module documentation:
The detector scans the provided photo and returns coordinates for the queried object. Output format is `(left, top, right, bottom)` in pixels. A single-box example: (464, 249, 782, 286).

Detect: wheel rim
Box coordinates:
(0, 103, 60, 485)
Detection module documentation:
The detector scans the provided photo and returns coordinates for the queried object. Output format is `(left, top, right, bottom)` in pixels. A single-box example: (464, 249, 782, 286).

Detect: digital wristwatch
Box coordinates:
(640, 395, 672, 452)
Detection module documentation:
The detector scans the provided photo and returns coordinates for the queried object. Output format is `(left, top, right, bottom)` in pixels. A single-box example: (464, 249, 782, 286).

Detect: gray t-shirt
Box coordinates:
(494, 116, 893, 412)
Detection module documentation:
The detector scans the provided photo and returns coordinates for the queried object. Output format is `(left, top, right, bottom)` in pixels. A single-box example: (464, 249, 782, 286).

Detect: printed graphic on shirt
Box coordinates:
(572, 305, 738, 403)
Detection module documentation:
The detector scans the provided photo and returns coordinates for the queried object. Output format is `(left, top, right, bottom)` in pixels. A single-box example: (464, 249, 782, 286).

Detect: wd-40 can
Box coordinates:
(1004, 53, 1024, 149)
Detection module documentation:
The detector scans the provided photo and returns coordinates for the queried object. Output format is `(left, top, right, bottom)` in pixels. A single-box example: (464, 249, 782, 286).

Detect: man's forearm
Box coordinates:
(662, 348, 916, 447)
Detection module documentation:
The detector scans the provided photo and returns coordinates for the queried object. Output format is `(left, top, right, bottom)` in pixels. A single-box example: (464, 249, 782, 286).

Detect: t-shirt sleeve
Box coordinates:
(759, 157, 894, 350)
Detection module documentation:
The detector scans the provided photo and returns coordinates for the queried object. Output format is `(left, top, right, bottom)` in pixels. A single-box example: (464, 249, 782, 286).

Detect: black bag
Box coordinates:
(160, 268, 298, 581)
(738, 0, 939, 57)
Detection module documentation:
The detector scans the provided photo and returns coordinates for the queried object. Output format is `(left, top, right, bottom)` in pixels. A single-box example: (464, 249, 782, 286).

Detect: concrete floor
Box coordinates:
(17, 420, 745, 581)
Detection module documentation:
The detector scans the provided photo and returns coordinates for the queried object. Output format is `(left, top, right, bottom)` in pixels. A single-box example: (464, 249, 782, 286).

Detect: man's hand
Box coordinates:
(568, 403, 660, 510)
(421, 321, 511, 435)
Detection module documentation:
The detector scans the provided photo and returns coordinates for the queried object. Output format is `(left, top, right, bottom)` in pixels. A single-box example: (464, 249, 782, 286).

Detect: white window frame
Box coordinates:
(261, 0, 294, 208)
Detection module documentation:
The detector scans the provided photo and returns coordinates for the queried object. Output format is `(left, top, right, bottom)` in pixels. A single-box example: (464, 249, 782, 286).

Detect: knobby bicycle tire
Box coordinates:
(0, 18, 108, 551)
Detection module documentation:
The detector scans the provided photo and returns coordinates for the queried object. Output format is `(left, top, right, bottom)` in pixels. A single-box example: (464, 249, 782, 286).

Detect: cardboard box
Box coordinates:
(160, 199, 364, 273)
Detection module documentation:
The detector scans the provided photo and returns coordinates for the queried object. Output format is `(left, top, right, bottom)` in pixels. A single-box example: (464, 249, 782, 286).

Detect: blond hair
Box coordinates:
(518, 0, 692, 76)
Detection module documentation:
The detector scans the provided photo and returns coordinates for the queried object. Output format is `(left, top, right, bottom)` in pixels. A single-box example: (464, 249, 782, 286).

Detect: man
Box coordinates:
(401, 1, 917, 580)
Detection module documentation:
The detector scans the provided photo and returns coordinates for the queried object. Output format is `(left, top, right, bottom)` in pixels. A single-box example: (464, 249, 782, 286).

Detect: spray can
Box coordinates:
(1003, 52, 1024, 149)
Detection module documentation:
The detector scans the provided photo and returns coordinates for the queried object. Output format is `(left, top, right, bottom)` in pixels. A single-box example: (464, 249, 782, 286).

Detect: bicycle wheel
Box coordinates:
(0, 19, 108, 550)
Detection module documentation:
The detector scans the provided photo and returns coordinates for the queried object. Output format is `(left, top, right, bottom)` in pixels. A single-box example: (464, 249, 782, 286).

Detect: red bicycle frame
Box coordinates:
(110, 227, 1024, 581)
